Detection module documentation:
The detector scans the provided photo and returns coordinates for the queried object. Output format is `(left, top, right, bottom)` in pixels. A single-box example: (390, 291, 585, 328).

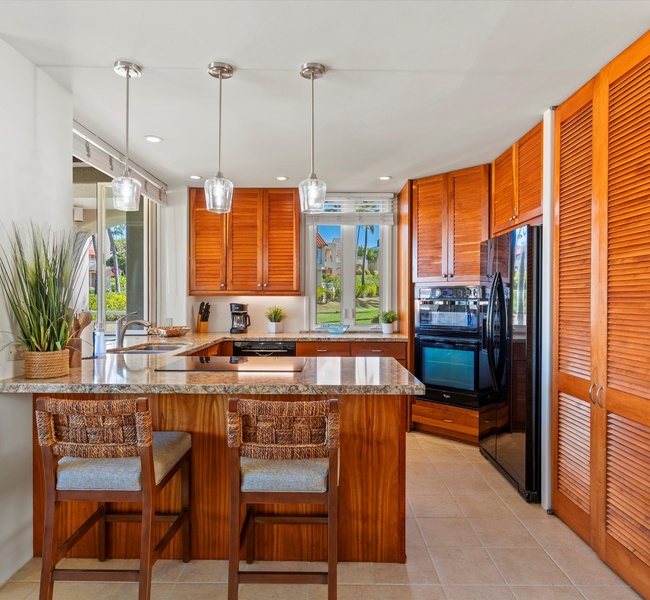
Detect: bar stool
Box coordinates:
(227, 397, 339, 600)
(35, 396, 191, 600)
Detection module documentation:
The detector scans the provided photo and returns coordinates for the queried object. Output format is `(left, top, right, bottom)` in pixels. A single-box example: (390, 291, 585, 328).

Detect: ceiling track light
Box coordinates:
(112, 60, 142, 212)
(298, 62, 327, 214)
(205, 62, 234, 214)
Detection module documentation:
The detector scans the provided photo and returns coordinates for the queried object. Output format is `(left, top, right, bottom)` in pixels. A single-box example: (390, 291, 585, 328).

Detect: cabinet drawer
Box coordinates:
(296, 342, 351, 356)
(350, 342, 406, 359)
(411, 400, 478, 444)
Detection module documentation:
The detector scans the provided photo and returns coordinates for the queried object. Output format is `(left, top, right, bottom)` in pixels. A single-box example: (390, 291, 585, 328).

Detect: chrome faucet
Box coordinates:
(115, 312, 151, 347)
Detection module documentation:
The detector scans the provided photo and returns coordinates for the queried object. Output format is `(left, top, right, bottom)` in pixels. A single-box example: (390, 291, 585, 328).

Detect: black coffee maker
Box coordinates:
(230, 303, 251, 334)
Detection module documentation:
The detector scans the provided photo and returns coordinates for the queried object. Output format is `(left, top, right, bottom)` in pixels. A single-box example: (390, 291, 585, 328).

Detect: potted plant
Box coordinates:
(379, 310, 398, 334)
(0, 222, 87, 378)
(264, 306, 286, 333)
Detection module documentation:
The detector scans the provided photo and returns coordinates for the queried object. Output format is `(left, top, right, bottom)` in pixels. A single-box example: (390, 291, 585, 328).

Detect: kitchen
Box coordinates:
(1, 2, 650, 599)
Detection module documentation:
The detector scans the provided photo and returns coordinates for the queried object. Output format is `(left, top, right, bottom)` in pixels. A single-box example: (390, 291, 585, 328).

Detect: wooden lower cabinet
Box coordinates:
(296, 341, 351, 356)
(190, 341, 233, 356)
(296, 341, 407, 367)
(410, 399, 478, 445)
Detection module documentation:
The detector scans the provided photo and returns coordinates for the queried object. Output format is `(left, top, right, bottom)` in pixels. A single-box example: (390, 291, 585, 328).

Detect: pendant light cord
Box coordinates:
(124, 65, 130, 176)
(217, 71, 223, 175)
(310, 73, 315, 176)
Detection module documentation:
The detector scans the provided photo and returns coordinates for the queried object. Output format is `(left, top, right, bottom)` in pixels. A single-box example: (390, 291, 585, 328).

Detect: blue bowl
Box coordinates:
(322, 324, 350, 335)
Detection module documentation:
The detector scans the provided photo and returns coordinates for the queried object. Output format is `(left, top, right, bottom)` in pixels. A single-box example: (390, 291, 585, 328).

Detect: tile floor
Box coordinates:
(0, 432, 642, 600)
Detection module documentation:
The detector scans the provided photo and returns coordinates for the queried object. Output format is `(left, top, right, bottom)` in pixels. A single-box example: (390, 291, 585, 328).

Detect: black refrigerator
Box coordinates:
(479, 225, 541, 502)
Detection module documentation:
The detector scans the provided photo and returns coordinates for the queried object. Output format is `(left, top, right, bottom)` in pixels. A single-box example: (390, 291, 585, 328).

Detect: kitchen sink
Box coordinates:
(111, 342, 192, 354)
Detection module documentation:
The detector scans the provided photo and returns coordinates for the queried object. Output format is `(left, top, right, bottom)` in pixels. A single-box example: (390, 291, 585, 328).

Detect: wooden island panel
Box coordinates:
(33, 392, 406, 564)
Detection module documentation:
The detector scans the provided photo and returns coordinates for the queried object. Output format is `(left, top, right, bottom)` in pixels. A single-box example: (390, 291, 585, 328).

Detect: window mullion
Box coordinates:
(341, 226, 356, 325)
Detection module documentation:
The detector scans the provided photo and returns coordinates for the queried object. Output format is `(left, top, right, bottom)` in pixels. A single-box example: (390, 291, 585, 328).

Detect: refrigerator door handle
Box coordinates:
(486, 272, 498, 389)
(493, 271, 507, 390)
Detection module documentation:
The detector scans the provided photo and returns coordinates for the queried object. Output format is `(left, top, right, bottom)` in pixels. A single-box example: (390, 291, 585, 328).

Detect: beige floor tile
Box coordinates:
(499, 494, 554, 520)
(453, 492, 513, 519)
(178, 559, 228, 582)
(520, 516, 586, 548)
(375, 584, 446, 599)
(337, 562, 374, 584)
(29, 582, 111, 600)
(545, 546, 630, 586)
(443, 585, 516, 599)
(427, 547, 505, 585)
(94, 582, 175, 599)
(467, 517, 539, 548)
(244, 561, 310, 572)
(488, 547, 571, 586)
(373, 547, 439, 585)
(417, 518, 481, 547)
(7, 559, 41, 583)
(406, 517, 426, 548)
(239, 583, 308, 600)
(309, 584, 374, 600)
(56, 558, 127, 570)
(406, 460, 440, 478)
(408, 494, 463, 518)
(578, 585, 643, 599)
(0, 582, 38, 600)
(151, 560, 187, 582)
(168, 583, 228, 600)
(509, 585, 585, 599)
(406, 474, 451, 496)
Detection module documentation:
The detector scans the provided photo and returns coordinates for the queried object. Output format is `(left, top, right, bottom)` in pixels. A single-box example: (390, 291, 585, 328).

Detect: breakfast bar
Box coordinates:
(0, 341, 424, 564)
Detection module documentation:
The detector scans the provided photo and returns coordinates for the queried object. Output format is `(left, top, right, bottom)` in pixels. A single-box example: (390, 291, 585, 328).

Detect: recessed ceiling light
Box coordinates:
(379, 176, 392, 181)
(276, 176, 289, 181)
(189, 175, 202, 180)
(144, 135, 163, 143)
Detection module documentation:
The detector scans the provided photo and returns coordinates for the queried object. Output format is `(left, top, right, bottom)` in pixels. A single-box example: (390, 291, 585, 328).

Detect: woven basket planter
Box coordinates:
(24, 349, 70, 379)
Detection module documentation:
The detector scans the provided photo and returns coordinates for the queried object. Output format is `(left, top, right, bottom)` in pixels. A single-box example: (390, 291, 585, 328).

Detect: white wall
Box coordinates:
(0, 37, 73, 584)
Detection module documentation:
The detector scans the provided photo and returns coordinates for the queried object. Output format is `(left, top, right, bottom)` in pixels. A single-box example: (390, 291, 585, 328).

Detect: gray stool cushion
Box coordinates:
(240, 457, 329, 492)
(56, 431, 191, 491)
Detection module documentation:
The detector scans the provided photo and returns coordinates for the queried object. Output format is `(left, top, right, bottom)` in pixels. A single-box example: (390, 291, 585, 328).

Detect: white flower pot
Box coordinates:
(268, 322, 283, 333)
(381, 322, 395, 334)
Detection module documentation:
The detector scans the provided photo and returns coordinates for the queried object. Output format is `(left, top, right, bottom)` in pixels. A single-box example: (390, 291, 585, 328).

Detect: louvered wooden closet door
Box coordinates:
(552, 81, 594, 543)
(189, 188, 228, 295)
(413, 175, 446, 281)
(598, 42, 650, 594)
(449, 165, 489, 282)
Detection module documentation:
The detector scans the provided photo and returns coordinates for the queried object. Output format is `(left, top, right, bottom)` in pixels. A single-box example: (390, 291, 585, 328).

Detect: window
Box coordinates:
(305, 195, 395, 330)
(74, 166, 158, 339)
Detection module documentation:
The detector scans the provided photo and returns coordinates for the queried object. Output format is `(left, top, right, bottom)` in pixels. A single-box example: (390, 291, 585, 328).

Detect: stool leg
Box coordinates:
(138, 494, 155, 600)
(181, 453, 191, 563)
(39, 499, 59, 600)
(228, 497, 240, 600)
(97, 502, 107, 562)
(245, 508, 255, 565)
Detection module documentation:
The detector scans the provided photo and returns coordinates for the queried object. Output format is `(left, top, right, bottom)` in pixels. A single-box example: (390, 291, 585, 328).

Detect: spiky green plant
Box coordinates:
(0, 222, 87, 352)
(265, 306, 286, 323)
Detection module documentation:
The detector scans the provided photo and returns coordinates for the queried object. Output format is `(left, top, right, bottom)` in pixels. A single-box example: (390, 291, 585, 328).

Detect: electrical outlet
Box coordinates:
(6, 345, 24, 361)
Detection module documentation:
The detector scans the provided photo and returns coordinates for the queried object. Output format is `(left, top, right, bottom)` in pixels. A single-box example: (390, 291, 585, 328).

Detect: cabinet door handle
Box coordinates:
(442, 419, 453, 423)
(510, 215, 517, 221)
(596, 386, 604, 409)
(588, 382, 596, 405)
(448, 273, 454, 278)
(371, 349, 383, 353)
(317, 349, 328, 352)
(257, 283, 262, 287)
(263, 283, 268, 287)
(442, 273, 447, 277)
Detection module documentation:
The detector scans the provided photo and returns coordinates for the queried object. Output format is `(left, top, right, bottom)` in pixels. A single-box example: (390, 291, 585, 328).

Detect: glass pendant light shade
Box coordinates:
(299, 63, 327, 214)
(112, 61, 142, 212)
(206, 62, 234, 214)
(205, 172, 234, 213)
(112, 174, 142, 211)
(299, 173, 326, 213)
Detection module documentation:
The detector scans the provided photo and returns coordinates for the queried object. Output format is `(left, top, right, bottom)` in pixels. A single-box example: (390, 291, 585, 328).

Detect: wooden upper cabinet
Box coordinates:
(491, 121, 543, 235)
(189, 187, 300, 296)
(189, 188, 228, 294)
(413, 165, 489, 284)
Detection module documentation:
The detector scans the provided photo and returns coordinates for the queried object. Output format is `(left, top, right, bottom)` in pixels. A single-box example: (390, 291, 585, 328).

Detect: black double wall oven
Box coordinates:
(414, 286, 490, 409)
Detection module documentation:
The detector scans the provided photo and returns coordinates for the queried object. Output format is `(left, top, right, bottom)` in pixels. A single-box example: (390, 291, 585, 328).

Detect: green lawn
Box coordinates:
(316, 298, 380, 324)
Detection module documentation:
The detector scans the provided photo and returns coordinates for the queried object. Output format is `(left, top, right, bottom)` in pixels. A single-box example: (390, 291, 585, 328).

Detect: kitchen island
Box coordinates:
(0, 342, 423, 564)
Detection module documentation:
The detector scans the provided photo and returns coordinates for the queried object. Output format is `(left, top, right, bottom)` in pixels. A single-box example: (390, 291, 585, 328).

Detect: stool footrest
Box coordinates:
(238, 571, 328, 585)
(254, 514, 328, 525)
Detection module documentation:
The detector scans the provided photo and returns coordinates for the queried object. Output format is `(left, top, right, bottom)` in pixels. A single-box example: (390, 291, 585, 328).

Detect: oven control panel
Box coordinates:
(417, 286, 482, 300)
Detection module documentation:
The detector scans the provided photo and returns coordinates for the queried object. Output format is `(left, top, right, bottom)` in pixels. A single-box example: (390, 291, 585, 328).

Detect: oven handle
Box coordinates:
(414, 335, 480, 348)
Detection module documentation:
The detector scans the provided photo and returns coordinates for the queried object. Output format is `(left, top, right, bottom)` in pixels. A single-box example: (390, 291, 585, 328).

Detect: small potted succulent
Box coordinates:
(265, 306, 286, 333)
(379, 310, 398, 334)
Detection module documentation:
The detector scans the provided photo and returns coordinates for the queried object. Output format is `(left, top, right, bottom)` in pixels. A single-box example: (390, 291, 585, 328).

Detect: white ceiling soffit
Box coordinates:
(1, 1, 650, 194)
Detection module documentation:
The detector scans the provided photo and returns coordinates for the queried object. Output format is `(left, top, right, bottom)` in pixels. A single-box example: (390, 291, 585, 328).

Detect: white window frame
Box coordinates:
(304, 194, 396, 331)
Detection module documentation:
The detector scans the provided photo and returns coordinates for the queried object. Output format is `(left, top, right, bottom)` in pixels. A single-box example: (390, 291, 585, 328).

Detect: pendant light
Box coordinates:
(298, 62, 327, 214)
(205, 62, 235, 213)
(112, 61, 142, 212)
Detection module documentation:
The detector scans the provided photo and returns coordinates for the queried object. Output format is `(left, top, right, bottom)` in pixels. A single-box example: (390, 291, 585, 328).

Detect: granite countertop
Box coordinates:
(0, 332, 423, 396)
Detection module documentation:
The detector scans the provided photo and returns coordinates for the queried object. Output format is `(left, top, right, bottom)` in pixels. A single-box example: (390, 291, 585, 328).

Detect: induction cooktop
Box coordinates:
(155, 356, 307, 372)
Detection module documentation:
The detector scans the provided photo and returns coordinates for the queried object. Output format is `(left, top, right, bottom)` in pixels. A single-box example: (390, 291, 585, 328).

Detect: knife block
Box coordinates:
(196, 315, 208, 333)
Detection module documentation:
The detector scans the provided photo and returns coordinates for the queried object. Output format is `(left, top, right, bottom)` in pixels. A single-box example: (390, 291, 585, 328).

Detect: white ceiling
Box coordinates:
(1, 0, 650, 194)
